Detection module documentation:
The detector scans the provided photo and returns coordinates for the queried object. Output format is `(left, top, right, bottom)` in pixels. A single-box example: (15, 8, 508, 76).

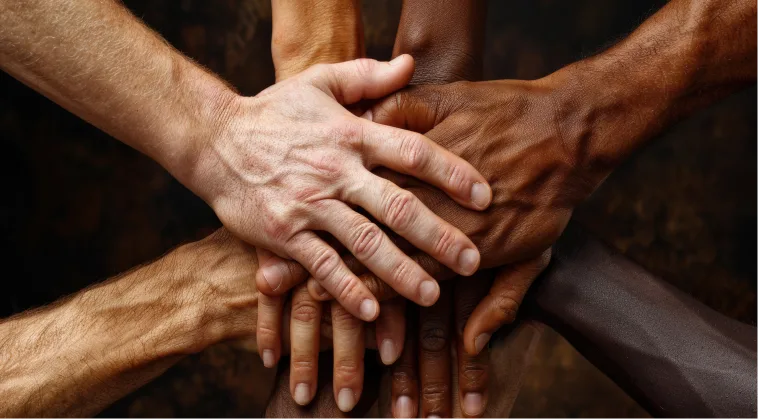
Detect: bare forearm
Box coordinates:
(0, 261, 193, 416)
(0, 232, 259, 417)
(0, 0, 236, 182)
(553, 0, 756, 183)
(529, 224, 757, 417)
(393, 0, 486, 84)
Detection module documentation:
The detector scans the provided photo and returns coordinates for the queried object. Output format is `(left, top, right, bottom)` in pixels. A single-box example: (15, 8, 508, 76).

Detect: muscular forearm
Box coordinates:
(0, 232, 258, 417)
(393, 0, 486, 84)
(528, 224, 757, 417)
(552, 0, 756, 183)
(0, 0, 235, 184)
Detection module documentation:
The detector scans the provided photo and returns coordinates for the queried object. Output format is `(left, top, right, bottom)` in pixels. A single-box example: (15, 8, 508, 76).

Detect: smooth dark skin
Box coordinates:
(527, 223, 757, 418)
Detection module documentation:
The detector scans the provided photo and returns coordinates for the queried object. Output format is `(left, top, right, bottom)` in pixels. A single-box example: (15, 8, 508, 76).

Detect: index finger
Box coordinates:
(360, 119, 492, 211)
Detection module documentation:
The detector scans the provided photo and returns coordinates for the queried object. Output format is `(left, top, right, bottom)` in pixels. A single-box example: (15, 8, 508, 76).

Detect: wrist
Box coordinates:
(271, 2, 363, 80)
(153, 56, 241, 196)
(393, 1, 486, 84)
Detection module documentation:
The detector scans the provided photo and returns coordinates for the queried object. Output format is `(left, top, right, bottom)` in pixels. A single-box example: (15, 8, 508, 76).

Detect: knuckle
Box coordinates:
(494, 293, 520, 323)
(309, 248, 341, 280)
(257, 324, 279, 341)
(421, 382, 448, 401)
(399, 134, 428, 172)
(335, 275, 361, 306)
(291, 358, 316, 374)
(263, 214, 291, 243)
(446, 162, 468, 192)
(333, 120, 363, 144)
(332, 305, 360, 325)
(292, 301, 320, 323)
(390, 260, 413, 289)
(354, 58, 376, 76)
(461, 363, 488, 386)
(350, 223, 383, 260)
(384, 190, 417, 230)
(334, 359, 362, 379)
(433, 226, 457, 260)
(419, 325, 448, 352)
(392, 368, 416, 389)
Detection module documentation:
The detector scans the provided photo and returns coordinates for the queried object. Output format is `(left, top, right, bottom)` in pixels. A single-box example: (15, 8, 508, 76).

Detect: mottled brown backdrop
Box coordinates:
(0, 0, 755, 417)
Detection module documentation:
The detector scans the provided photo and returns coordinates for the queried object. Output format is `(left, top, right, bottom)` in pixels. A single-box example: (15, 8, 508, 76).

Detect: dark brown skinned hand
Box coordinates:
(363, 76, 595, 353)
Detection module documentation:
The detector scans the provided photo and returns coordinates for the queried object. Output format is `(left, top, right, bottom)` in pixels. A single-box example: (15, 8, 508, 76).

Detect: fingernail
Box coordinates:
(475, 333, 491, 354)
(396, 395, 414, 418)
(463, 392, 485, 416)
(470, 182, 491, 209)
(260, 265, 282, 292)
(419, 280, 439, 306)
(458, 248, 480, 275)
(380, 338, 397, 365)
(294, 383, 311, 406)
(262, 349, 275, 368)
(337, 388, 356, 412)
(389, 55, 406, 66)
(428, 416, 441, 418)
(360, 299, 378, 321)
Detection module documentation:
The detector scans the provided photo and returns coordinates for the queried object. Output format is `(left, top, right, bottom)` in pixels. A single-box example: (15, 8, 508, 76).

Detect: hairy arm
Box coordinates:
(0, 230, 259, 417)
(0, 0, 233, 179)
(528, 224, 757, 418)
(555, 0, 757, 183)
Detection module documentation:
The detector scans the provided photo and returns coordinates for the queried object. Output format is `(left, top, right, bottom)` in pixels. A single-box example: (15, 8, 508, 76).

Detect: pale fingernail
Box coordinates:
(463, 392, 485, 416)
(428, 416, 441, 418)
(470, 182, 491, 209)
(360, 299, 378, 321)
(380, 338, 397, 365)
(458, 248, 480, 275)
(294, 383, 311, 406)
(262, 349, 275, 368)
(260, 265, 282, 292)
(419, 280, 439, 306)
(337, 388, 356, 412)
(389, 54, 406, 67)
(475, 333, 491, 354)
(396, 395, 414, 418)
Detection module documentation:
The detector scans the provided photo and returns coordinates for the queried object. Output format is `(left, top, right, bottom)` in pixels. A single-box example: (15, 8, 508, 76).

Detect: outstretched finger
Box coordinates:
(285, 231, 379, 322)
(313, 201, 441, 308)
(360, 118, 492, 211)
(463, 250, 551, 355)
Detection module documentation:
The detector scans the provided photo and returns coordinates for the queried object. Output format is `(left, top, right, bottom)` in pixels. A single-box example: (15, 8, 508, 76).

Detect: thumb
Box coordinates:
(463, 250, 552, 356)
(307, 55, 415, 105)
(363, 84, 445, 134)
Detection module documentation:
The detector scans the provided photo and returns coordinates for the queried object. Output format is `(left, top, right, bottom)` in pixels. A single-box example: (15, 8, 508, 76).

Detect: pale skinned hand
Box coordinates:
(257, 6, 411, 409)
(199, 56, 493, 322)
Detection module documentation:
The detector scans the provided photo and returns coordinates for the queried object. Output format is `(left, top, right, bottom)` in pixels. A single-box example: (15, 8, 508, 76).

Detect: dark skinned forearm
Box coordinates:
(554, 0, 756, 185)
(528, 224, 757, 418)
(392, 0, 486, 84)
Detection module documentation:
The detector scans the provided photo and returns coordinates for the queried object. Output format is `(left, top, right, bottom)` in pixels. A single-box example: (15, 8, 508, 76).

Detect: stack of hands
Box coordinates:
(0, 0, 754, 417)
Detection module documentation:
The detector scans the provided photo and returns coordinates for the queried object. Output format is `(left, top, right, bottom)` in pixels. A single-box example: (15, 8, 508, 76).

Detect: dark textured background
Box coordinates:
(0, 0, 756, 417)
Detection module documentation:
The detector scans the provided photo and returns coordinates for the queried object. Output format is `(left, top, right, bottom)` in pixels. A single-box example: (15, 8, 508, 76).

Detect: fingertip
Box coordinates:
(470, 181, 492, 210)
(257, 264, 284, 294)
(360, 298, 379, 321)
(418, 280, 440, 306)
(457, 247, 481, 276)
